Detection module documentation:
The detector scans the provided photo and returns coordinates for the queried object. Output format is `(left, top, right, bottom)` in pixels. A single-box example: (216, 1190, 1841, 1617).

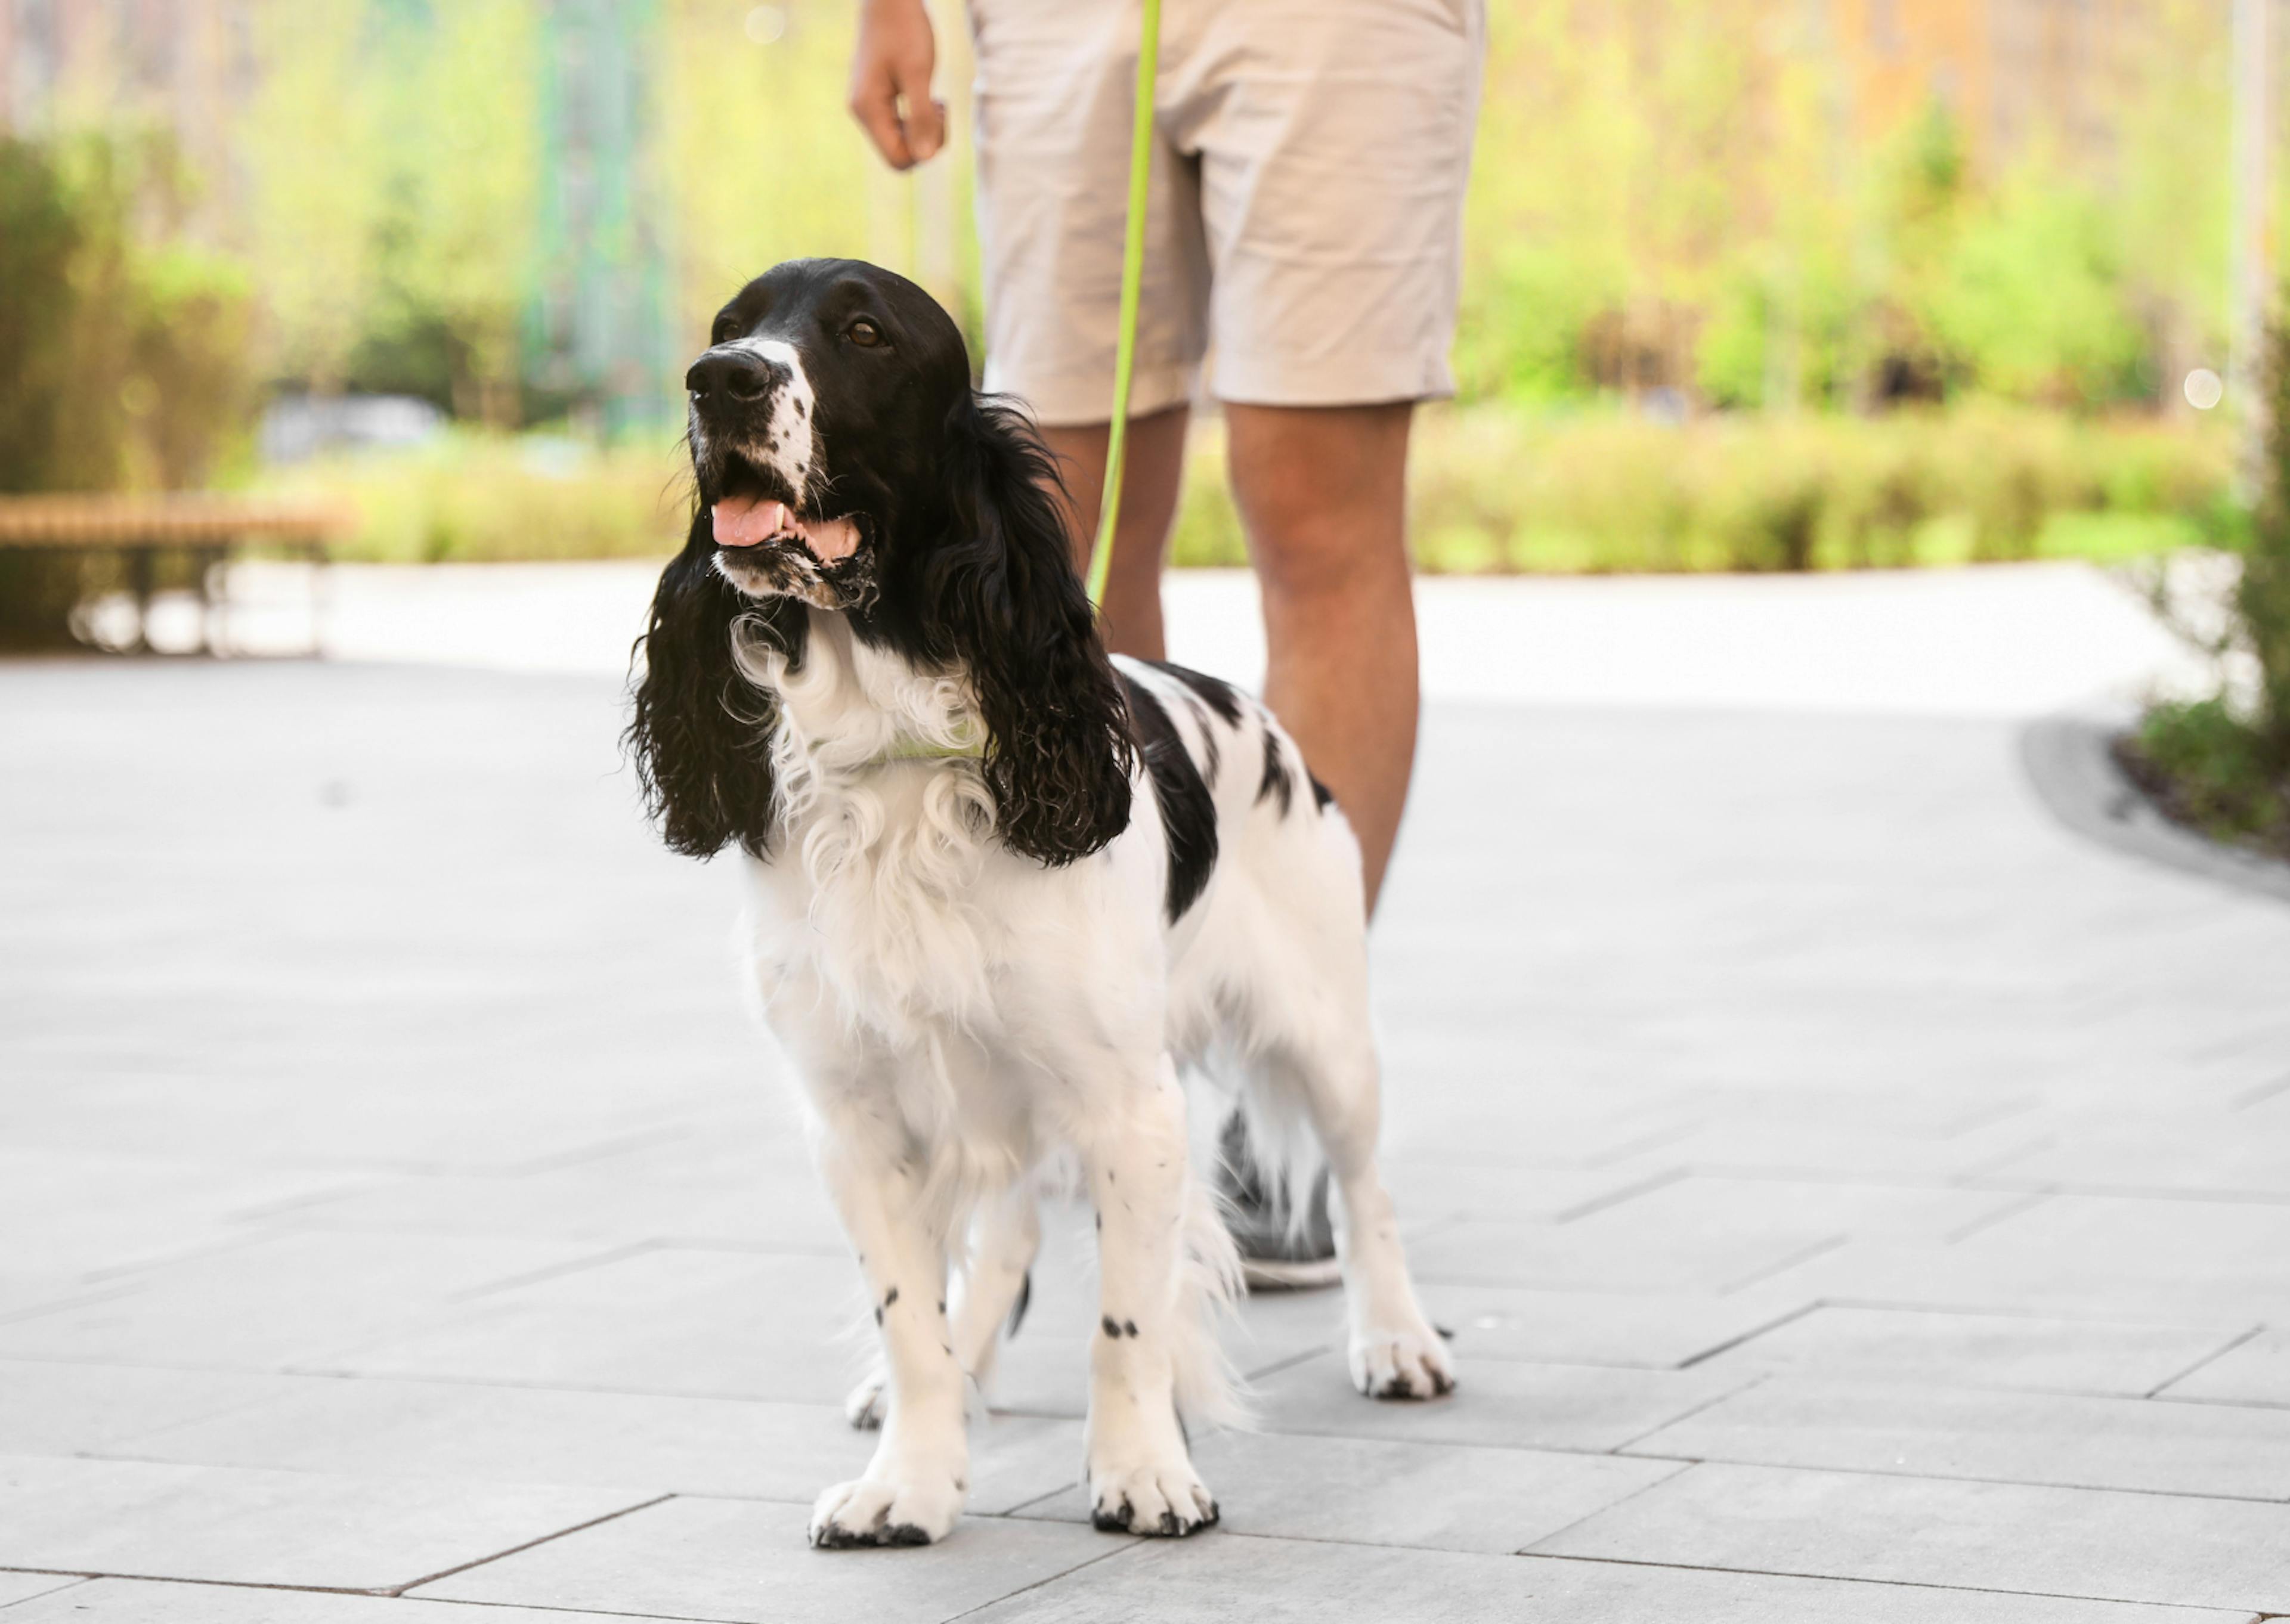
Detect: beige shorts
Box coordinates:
(970, 0, 1486, 425)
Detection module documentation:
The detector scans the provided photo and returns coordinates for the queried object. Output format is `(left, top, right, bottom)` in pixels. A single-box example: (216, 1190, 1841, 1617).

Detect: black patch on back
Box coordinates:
(1181, 696, 1221, 787)
(1257, 728, 1293, 816)
(1309, 773, 1335, 812)
(1119, 672, 1220, 924)
(1148, 659, 1245, 728)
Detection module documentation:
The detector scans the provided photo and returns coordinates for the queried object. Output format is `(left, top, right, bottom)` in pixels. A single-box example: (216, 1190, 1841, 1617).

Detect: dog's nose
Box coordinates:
(686, 349, 784, 404)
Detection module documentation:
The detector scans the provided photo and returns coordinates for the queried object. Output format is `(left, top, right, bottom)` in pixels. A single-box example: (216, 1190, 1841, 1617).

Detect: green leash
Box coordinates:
(1084, 0, 1162, 609)
(882, 0, 1154, 764)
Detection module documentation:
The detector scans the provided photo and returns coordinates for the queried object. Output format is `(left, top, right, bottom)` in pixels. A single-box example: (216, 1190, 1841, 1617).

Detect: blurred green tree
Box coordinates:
(0, 134, 254, 646)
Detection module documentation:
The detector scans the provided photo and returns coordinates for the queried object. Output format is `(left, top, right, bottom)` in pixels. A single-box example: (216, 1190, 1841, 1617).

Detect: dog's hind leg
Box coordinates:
(1274, 1020, 1453, 1400)
(949, 1179, 1041, 1389)
(1214, 804, 1453, 1402)
(847, 1179, 1039, 1428)
(1076, 1052, 1236, 1538)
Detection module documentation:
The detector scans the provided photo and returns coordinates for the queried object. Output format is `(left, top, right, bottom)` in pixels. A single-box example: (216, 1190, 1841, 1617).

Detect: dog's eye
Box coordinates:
(711, 317, 737, 345)
(846, 319, 884, 349)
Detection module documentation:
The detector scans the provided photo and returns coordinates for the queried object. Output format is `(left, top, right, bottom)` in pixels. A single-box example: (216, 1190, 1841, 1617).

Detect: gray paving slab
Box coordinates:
(281, 1161, 846, 1252)
(0, 1147, 355, 1278)
(416, 1496, 1127, 1623)
(1411, 1280, 1813, 1368)
(1535, 1461, 2290, 1611)
(2159, 1328, 2290, 1405)
(0, 1231, 616, 1372)
(308, 1246, 867, 1400)
(0, 1580, 627, 1622)
(1761, 1196, 2290, 1322)
(1697, 1304, 2252, 1395)
(1626, 1376, 2290, 1498)
(1008, 1431, 1684, 1554)
(103, 1370, 1080, 1513)
(1982, 1109, 2290, 1199)
(963, 1534, 2257, 1623)
(1628, 1115, 2056, 1182)
(0, 1452, 654, 1592)
(0, 1360, 285, 1455)
(1380, 1157, 1681, 1224)
(1249, 1351, 1747, 1451)
(0, 1575, 86, 1610)
(10, 655, 2290, 1617)
(1406, 1175, 2020, 1294)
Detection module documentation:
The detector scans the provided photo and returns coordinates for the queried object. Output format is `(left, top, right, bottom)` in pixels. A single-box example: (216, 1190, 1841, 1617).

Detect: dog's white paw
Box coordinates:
(844, 1370, 886, 1431)
(1088, 1455, 1219, 1538)
(808, 1467, 964, 1549)
(1350, 1319, 1456, 1401)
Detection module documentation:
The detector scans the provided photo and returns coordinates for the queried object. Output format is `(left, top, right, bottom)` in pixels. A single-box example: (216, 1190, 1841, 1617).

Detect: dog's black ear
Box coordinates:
(626, 509, 802, 859)
(926, 395, 1134, 864)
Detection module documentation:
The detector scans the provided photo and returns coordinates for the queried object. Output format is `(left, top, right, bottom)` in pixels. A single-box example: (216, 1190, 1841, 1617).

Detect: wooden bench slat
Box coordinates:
(0, 495, 355, 547)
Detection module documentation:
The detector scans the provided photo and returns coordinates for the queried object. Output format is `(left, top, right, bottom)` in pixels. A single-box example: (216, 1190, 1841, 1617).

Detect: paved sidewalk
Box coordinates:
(4, 582, 2288, 1619)
(206, 557, 2213, 715)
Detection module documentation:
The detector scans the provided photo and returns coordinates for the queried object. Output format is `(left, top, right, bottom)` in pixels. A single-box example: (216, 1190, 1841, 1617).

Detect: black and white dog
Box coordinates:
(629, 258, 1452, 1549)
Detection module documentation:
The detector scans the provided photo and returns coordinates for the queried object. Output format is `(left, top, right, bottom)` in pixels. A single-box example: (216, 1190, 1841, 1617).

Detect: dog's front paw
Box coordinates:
(843, 1369, 887, 1431)
(1350, 1320, 1457, 1401)
(808, 1468, 964, 1548)
(1088, 1456, 1219, 1538)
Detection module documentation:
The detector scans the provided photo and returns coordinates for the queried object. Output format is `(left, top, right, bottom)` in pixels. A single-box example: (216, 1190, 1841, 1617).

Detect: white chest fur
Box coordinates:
(733, 615, 1008, 1042)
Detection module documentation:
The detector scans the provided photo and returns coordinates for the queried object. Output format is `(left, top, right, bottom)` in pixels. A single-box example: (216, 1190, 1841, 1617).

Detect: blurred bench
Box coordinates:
(0, 494, 354, 654)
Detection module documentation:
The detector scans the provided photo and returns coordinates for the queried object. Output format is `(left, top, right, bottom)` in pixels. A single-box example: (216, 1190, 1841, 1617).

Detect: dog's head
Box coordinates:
(629, 258, 1134, 866)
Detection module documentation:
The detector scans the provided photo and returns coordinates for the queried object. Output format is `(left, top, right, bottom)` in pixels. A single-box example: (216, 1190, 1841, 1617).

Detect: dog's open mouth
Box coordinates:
(710, 457, 859, 563)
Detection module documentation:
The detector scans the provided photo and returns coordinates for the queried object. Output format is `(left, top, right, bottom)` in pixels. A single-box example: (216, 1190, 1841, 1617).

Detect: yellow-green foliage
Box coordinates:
(1177, 406, 2230, 574)
(264, 433, 691, 563)
(280, 407, 2228, 575)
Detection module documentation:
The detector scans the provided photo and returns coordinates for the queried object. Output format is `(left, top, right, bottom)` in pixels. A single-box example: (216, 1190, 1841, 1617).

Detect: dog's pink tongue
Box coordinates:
(711, 495, 787, 548)
(796, 516, 860, 562)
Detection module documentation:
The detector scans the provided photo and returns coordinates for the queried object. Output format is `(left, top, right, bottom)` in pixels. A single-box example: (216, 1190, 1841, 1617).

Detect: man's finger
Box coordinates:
(849, 72, 916, 169)
(900, 69, 946, 163)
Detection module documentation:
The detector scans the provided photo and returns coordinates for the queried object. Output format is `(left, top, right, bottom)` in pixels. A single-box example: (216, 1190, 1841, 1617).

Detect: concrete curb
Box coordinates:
(2020, 707, 2290, 906)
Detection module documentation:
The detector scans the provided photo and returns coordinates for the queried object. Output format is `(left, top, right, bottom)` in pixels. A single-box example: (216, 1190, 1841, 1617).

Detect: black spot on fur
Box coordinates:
(1149, 659, 1244, 727)
(1102, 1315, 1123, 1338)
(873, 1306, 883, 1325)
(1119, 673, 1218, 924)
(1181, 697, 1220, 787)
(881, 1522, 932, 1546)
(1007, 1270, 1032, 1337)
(1257, 728, 1293, 816)
(884, 1286, 899, 1307)
(1122, 1318, 1138, 1337)
(1310, 772, 1335, 812)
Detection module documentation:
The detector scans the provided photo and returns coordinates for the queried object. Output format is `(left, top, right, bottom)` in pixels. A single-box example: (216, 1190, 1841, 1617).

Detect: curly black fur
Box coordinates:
(908, 395, 1134, 866)
(626, 506, 808, 859)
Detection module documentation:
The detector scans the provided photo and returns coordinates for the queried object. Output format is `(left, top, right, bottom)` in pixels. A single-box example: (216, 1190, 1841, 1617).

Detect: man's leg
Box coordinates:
(1040, 406, 1190, 661)
(1225, 402, 1418, 914)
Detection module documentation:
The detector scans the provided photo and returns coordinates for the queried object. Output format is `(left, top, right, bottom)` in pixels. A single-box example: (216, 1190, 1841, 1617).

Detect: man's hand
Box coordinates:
(849, 0, 945, 171)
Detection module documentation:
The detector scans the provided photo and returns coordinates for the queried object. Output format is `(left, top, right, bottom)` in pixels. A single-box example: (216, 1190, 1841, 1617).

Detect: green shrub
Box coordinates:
(2121, 698, 2289, 857)
(261, 431, 690, 563)
(268, 403, 2229, 583)
(0, 133, 255, 648)
(2124, 317, 2290, 860)
(1168, 405, 2228, 576)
